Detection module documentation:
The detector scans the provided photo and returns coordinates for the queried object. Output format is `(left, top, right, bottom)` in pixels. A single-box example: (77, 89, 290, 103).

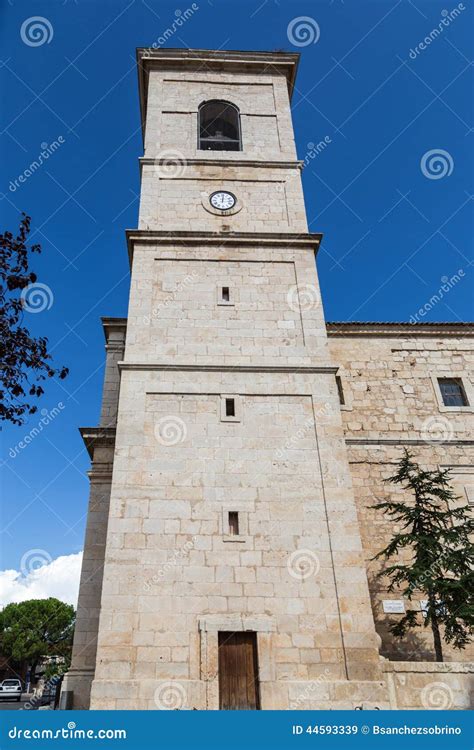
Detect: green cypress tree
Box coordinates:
(373, 449, 473, 661)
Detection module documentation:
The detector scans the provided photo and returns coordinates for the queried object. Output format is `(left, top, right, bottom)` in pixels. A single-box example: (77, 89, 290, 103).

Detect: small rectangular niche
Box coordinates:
(217, 285, 234, 306)
(220, 394, 241, 422)
(221, 507, 248, 542)
(335, 376, 345, 405)
(335, 371, 352, 411)
(228, 512, 239, 536)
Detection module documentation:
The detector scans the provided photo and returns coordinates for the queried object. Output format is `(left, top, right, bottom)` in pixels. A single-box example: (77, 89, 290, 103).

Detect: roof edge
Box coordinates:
(326, 322, 474, 337)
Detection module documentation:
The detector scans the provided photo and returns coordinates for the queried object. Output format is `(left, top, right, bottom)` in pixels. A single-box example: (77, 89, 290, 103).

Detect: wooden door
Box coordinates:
(218, 632, 260, 710)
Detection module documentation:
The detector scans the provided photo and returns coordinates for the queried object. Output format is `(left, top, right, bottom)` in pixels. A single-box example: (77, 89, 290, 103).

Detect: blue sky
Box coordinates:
(0, 0, 472, 592)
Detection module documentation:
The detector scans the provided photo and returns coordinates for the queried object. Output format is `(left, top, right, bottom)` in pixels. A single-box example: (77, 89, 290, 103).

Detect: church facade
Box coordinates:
(62, 49, 473, 711)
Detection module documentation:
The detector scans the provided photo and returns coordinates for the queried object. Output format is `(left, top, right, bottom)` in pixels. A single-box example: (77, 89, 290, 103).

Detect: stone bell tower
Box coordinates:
(65, 48, 388, 710)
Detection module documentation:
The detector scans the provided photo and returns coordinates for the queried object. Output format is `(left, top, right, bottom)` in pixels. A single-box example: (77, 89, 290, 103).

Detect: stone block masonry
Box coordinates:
(327, 323, 474, 665)
(63, 49, 473, 710)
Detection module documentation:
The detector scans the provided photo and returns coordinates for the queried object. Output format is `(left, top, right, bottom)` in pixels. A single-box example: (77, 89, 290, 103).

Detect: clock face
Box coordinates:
(210, 191, 236, 211)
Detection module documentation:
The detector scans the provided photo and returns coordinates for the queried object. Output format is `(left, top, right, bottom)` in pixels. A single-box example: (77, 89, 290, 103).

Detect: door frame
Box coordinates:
(199, 616, 275, 710)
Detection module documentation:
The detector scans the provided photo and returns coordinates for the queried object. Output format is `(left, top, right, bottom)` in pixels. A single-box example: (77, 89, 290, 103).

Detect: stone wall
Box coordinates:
(99, 319, 127, 427)
(66, 318, 474, 709)
(383, 662, 473, 710)
(125, 242, 328, 367)
(138, 64, 306, 234)
(89, 364, 383, 709)
(62, 323, 126, 709)
(143, 68, 297, 161)
(327, 325, 473, 441)
(139, 164, 306, 234)
(64, 45, 473, 710)
(327, 325, 474, 663)
(61, 469, 113, 709)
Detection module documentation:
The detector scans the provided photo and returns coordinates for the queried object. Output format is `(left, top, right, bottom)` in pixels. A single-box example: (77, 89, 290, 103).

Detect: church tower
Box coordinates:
(64, 48, 388, 710)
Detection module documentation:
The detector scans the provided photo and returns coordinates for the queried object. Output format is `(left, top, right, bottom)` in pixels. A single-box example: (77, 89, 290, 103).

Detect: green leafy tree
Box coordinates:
(43, 658, 69, 681)
(0, 213, 68, 426)
(0, 598, 75, 677)
(373, 449, 473, 661)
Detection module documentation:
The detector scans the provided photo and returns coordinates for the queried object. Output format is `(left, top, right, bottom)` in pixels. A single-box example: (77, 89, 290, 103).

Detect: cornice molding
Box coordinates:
(88, 468, 113, 483)
(383, 661, 474, 674)
(80, 427, 116, 459)
(97, 318, 473, 340)
(139, 157, 303, 170)
(101, 317, 127, 344)
(327, 322, 474, 338)
(345, 438, 474, 446)
(118, 363, 338, 375)
(126, 230, 322, 265)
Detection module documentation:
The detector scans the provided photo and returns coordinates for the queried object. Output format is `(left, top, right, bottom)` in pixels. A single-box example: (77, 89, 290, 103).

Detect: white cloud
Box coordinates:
(0, 551, 83, 609)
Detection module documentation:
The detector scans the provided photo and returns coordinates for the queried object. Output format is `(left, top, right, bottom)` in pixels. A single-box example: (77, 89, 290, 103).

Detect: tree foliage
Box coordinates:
(373, 449, 474, 661)
(0, 598, 75, 672)
(0, 214, 68, 426)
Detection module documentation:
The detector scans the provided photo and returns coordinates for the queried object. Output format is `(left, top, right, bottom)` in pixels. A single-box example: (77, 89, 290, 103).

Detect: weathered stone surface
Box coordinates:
(63, 50, 473, 711)
(328, 325, 474, 664)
